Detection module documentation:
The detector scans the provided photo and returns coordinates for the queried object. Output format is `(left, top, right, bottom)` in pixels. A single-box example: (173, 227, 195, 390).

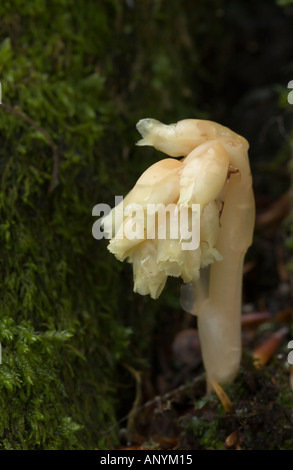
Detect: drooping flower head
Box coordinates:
(102, 118, 245, 299)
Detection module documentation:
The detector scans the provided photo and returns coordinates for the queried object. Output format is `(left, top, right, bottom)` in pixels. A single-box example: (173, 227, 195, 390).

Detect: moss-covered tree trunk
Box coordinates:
(0, 0, 208, 450)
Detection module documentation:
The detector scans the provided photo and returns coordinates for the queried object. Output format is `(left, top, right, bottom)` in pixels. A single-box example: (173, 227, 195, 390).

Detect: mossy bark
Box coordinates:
(0, 0, 210, 450)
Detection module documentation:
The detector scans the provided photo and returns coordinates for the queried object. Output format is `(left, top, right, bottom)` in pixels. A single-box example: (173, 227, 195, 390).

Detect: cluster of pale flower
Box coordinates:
(103, 119, 237, 299)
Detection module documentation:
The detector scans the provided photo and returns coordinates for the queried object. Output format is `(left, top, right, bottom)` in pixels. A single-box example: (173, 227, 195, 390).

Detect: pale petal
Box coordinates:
(107, 214, 145, 262)
(179, 142, 230, 207)
(133, 158, 182, 206)
(136, 119, 211, 157)
(156, 238, 183, 278)
(132, 240, 167, 299)
(180, 247, 202, 283)
(102, 158, 182, 262)
(136, 119, 190, 157)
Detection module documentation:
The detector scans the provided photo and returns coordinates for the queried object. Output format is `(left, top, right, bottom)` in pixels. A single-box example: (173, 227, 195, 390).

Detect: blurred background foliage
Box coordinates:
(0, 0, 292, 449)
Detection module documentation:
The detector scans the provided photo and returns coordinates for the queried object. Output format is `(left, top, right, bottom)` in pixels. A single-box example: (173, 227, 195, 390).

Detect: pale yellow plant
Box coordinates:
(102, 118, 255, 388)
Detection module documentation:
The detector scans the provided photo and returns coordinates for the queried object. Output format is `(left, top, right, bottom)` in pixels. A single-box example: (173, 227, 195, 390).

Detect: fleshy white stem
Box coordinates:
(197, 139, 255, 389)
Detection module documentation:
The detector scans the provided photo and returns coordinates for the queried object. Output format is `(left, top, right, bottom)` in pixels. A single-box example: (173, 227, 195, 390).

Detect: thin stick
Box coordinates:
(98, 372, 206, 439)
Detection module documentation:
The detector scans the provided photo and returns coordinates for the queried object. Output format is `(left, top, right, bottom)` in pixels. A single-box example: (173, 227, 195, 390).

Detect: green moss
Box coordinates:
(0, 0, 133, 450)
(0, 0, 214, 449)
(178, 354, 293, 450)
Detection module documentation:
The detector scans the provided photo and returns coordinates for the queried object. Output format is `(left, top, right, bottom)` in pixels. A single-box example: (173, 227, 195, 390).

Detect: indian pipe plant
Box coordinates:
(103, 118, 255, 390)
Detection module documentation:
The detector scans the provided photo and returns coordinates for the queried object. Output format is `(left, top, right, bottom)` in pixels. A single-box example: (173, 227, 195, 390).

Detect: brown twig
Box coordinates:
(241, 311, 271, 328)
(98, 372, 206, 439)
(253, 326, 289, 367)
(211, 380, 234, 413)
(0, 102, 59, 192)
